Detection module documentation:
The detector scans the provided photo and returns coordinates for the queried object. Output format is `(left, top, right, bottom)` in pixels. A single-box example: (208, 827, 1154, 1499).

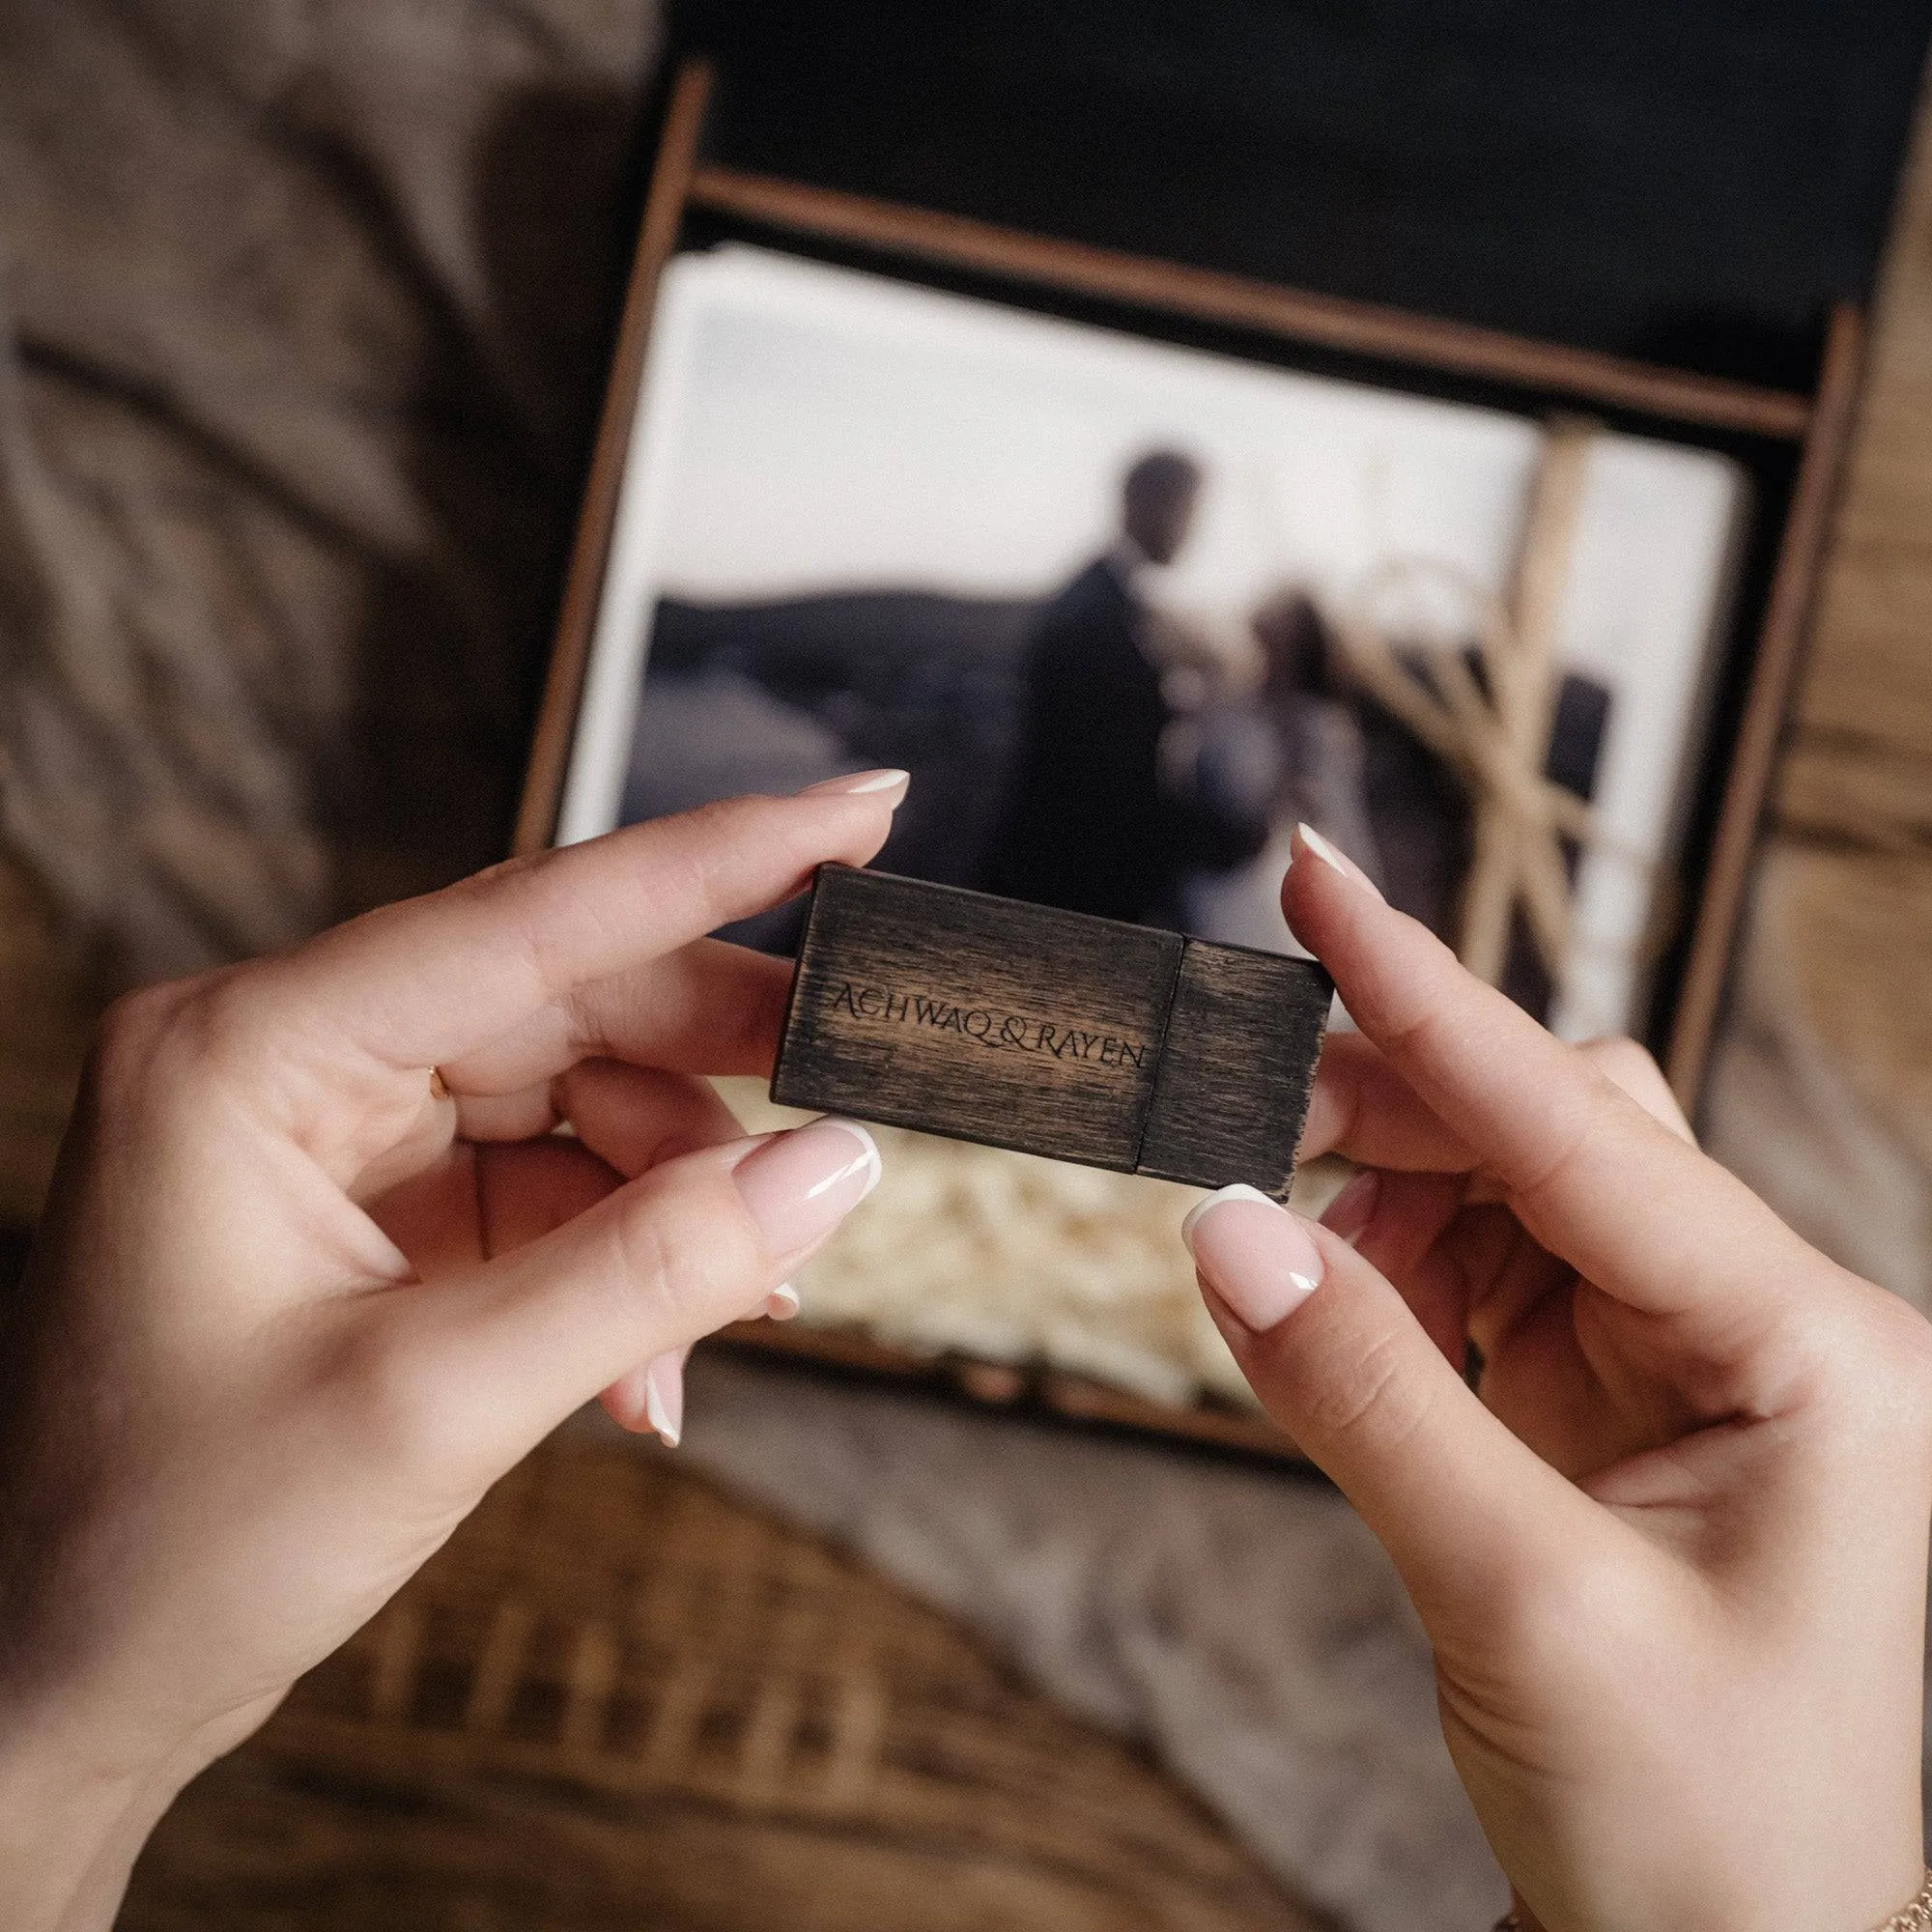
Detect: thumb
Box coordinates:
(1184, 1185, 1589, 1617)
(377, 1117, 881, 1486)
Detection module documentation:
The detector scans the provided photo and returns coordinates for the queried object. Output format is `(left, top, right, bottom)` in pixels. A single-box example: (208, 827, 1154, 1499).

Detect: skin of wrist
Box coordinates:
(1507, 1844, 1932, 1932)
(0, 1688, 227, 1932)
(0, 1735, 152, 1931)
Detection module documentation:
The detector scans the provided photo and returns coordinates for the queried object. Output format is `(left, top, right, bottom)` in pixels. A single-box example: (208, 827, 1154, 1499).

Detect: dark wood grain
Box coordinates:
(773, 866, 1182, 1171)
(1665, 300, 1868, 1103)
(1138, 943, 1332, 1199)
(772, 867, 1330, 1195)
(510, 60, 714, 858)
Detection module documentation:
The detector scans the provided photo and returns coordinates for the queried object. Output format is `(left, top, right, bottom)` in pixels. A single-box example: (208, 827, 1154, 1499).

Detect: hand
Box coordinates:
(1183, 827, 1932, 1932)
(0, 779, 905, 1932)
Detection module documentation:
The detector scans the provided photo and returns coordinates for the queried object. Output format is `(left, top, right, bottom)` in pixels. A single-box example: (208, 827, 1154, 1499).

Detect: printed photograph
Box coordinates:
(560, 246, 1747, 1040)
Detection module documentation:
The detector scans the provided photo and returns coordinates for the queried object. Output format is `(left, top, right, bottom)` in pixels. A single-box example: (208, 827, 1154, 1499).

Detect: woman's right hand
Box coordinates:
(1184, 828, 1932, 1932)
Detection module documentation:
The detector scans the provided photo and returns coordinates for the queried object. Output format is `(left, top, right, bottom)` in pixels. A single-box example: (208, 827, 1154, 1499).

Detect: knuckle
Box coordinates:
(1294, 1325, 1436, 1460)
(169, 968, 282, 1087)
(637, 798, 745, 901)
(89, 973, 224, 1109)
(1378, 992, 1462, 1071)
(1579, 1036, 1691, 1139)
(680, 791, 758, 833)
(608, 1204, 683, 1316)
(1502, 1086, 1611, 1214)
(692, 788, 838, 879)
(671, 812, 761, 918)
(1732, 1264, 1932, 1481)
(608, 1169, 764, 1335)
(456, 849, 546, 895)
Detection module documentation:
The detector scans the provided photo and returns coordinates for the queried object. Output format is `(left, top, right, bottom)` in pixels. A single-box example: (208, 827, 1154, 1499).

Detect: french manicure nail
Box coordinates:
(1321, 1168, 1379, 1248)
(767, 1281, 801, 1321)
(643, 1350, 683, 1448)
(800, 768, 910, 803)
(1293, 822, 1385, 903)
(733, 1118, 881, 1261)
(1181, 1184, 1323, 1332)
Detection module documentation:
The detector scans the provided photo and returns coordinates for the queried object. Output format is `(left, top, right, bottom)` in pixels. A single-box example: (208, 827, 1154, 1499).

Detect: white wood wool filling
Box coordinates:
(716, 1076, 1296, 1410)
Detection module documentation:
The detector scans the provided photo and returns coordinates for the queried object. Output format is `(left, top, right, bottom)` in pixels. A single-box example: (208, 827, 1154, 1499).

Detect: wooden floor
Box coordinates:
(118, 1425, 1317, 1931)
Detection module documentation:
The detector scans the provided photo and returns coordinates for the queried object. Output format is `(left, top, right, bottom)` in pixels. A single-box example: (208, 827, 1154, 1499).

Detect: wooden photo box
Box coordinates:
(513, 49, 1884, 1459)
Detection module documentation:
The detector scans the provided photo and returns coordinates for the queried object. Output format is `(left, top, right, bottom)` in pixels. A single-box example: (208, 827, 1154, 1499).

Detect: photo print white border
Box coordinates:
(557, 245, 1747, 1041)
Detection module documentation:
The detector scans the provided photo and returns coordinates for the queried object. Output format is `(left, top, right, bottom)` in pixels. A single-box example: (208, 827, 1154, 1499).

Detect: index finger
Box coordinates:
(1303, 1031, 1693, 1175)
(226, 787, 899, 1077)
(1282, 829, 1812, 1338)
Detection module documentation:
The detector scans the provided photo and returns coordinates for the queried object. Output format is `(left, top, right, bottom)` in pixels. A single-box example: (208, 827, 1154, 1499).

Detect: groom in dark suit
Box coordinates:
(984, 450, 1263, 926)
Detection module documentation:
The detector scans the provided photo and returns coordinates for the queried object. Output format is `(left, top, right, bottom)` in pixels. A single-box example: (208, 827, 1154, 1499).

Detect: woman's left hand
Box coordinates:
(0, 781, 902, 1932)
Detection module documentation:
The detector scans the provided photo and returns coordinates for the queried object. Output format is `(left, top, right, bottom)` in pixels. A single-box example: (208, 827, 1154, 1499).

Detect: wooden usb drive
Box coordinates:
(770, 866, 1333, 1198)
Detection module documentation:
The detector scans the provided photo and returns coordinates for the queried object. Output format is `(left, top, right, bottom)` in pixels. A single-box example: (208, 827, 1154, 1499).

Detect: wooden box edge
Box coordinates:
(512, 54, 1870, 1456)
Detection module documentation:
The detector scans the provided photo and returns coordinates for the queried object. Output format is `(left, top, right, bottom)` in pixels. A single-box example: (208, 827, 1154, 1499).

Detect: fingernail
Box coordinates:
(800, 768, 910, 804)
(644, 1350, 683, 1448)
(1181, 1184, 1323, 1332)
(1321, 1168, 1379, 1248)
(767, 1281, 801, 1320)
(733, 1118, 881, 1260)
(1293, 822, 1384, 902)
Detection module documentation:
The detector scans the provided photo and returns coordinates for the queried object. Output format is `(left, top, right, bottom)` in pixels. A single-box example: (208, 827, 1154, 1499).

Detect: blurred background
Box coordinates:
(3, 3, 1931, 1927)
